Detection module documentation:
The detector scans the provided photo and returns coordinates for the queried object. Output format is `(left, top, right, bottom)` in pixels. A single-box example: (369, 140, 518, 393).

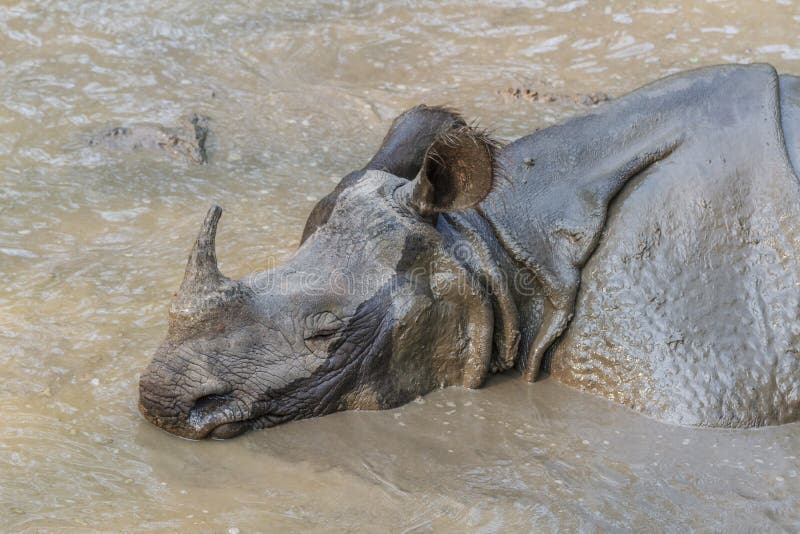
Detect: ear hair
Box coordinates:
(411, 125, 502, 216)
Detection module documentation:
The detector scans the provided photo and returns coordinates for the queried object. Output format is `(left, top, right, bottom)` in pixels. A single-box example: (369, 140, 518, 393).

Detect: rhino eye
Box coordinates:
(304, 312, 344, 341)
(306, 329, 337, 341)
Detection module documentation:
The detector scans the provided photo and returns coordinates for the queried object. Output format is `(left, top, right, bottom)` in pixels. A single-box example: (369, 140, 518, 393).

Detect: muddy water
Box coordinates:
(2, 0, 800, 531)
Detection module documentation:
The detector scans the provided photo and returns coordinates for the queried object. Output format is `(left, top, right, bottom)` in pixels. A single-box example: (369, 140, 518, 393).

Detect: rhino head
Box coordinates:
(138, 107, 504, 439)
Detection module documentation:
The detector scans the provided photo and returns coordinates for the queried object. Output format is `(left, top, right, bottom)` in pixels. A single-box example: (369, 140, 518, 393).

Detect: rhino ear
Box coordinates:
(408, 126, 498, 216)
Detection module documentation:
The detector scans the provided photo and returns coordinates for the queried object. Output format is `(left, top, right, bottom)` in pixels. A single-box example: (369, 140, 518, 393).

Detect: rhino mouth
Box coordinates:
(205, 412, 296, 439)
(207, 420, 251, 439)
(186, 394, 269, 440)
(139, 385, 292, 440)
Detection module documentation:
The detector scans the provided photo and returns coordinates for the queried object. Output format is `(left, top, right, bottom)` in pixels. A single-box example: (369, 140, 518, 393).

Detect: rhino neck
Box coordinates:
(437, 210, 523, 373)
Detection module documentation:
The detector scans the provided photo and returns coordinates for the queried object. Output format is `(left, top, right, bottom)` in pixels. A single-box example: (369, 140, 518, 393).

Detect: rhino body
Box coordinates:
(139, 64, 800, 439)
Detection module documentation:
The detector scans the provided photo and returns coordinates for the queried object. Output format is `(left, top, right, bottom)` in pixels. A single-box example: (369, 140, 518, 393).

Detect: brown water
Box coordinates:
(2, 0, 800, 531)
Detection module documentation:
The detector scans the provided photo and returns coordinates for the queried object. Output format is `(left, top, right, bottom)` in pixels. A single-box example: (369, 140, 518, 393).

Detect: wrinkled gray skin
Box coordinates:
(140, 64, 800, 439)
(90, 113, 209, 164)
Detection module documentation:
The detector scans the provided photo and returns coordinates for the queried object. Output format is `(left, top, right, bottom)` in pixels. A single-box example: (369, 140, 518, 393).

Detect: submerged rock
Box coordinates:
(498, 86, 611, 106)
(89, 113, 210, 164)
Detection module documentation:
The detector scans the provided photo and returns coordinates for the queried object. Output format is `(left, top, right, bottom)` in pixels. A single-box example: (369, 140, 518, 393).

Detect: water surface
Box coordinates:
(1, 0, 799, 531)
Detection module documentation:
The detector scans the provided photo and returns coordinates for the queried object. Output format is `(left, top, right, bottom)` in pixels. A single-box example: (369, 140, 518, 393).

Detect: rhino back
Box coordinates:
(546, 64, 800, 426)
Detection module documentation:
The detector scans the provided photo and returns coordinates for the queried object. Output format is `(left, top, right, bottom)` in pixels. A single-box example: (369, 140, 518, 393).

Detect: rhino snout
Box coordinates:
(138, 363, 253, 440)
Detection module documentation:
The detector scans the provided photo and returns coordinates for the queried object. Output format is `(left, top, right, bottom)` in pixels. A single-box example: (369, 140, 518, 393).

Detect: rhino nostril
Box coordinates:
(191, 392, 232, 415)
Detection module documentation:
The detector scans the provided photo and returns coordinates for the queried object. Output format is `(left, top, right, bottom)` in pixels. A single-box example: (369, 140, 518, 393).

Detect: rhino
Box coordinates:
(139, 64, 800, 439)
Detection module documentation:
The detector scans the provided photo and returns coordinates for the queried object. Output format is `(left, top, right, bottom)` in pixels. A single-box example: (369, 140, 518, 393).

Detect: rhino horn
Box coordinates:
(176, 205, 228, 305)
